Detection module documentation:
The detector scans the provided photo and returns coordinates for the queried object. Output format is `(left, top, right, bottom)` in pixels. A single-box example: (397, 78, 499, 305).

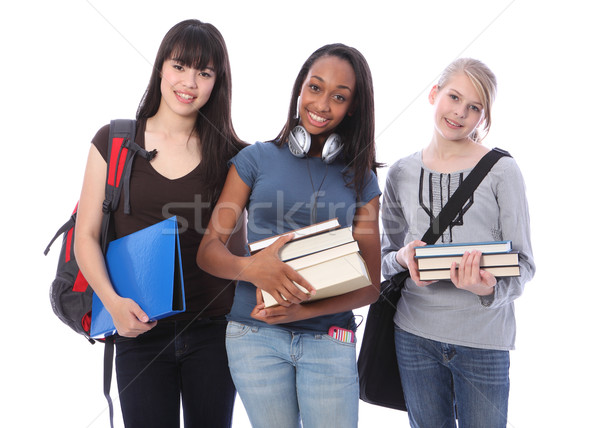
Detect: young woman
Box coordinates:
(381, 58, 535, 427)
(74, 19, 246, 427)
(197, 43, 381, 427)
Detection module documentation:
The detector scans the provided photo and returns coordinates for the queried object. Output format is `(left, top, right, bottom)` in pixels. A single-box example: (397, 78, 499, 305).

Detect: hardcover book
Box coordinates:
(419, 265, 520, 281)
(414, 240, 513, 258)
(248, 218, 341, 253)
(417, 250, 519, 270)
(261, 252, 371, 308)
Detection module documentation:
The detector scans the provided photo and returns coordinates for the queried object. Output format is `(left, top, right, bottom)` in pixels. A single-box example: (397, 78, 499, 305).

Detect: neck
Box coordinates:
(426, 134, 476, 160)
(150, 103, 197, 136)
(308, 132, 331, 158)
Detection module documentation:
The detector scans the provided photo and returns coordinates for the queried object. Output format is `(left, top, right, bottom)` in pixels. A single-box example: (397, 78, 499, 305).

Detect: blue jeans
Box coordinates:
(395, 328, 510, 428)
(115, 318, 235, 428)
(226, 321, 359, 428)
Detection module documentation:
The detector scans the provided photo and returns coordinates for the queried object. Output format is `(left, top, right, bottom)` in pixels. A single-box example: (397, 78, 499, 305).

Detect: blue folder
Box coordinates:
(90, 216, 186, 338)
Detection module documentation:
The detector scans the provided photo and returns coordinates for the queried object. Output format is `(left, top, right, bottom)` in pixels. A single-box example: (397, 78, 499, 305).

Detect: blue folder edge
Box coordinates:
(90, 216, 186, 338)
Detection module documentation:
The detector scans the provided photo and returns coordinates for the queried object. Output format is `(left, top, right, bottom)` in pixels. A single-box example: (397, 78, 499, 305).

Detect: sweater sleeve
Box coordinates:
(481, 158, 536, 308)
(381, 163, 409, 279)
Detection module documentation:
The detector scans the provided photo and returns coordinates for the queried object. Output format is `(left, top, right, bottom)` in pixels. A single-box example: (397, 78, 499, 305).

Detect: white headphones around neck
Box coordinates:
(288, 125, 343, 164)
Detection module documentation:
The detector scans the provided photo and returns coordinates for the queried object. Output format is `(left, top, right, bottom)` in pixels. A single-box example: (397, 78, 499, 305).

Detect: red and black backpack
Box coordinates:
(44, 119, 156, 426)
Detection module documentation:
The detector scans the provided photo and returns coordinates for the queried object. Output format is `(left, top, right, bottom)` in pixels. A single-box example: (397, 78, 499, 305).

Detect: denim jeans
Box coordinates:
(395, 328, 510, 428)
(225, 321, 359, 428)
(115, 318, 235, 428)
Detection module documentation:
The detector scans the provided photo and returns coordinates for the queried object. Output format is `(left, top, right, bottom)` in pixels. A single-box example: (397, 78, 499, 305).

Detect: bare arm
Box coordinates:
(197, 166, 316, 306)
(74, 145, 155, 337)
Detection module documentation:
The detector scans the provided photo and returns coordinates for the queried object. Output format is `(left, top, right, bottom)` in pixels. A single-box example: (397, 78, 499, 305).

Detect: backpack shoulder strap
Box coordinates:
(100, 119, 157, 250)
(100, 120, 156, 428)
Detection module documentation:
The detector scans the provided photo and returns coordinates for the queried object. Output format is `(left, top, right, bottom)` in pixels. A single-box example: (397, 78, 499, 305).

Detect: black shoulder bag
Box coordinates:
(357, 148, 510, 411)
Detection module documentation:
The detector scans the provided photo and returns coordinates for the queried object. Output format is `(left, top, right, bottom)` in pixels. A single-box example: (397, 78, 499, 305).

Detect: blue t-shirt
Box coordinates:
(228, 141, 381, 332)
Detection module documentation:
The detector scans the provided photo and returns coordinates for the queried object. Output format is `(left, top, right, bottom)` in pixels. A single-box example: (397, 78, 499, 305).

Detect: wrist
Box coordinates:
(478, 287, 495, 307)
(395, 249, 408, 269)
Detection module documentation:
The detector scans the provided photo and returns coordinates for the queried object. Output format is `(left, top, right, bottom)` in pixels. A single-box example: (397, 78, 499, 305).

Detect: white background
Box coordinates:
(1, 1, 597, 427)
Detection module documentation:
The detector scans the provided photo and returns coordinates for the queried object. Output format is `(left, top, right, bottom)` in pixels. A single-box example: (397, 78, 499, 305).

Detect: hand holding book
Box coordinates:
(448, 250, 497, 296)
(247, 218, 371, 308)
(106, 296, 157, 338)
(251, 287, 308, 325)
(244, 233, 316, 307)
(396, 240, 436, 287)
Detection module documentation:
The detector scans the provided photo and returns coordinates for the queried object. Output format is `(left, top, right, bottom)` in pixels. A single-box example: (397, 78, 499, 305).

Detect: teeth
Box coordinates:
(308, 111, 327, 123)
(176, 92, 194, 100)
(445, 118, 461, 127)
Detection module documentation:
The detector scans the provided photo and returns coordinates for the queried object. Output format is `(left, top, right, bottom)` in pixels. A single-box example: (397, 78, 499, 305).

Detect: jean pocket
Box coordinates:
(322, 333, 357, 347)
(225, 321, 251, 338)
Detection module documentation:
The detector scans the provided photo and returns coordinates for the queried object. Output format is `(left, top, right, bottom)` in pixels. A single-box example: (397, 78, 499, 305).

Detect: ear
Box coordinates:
(428, 85, 439, 105)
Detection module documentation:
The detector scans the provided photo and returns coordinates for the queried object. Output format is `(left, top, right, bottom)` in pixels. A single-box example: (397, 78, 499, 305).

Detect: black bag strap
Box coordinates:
(43, 212, 76, 256)
(421, 147, 510, 245)
(103, 336, 115, 428)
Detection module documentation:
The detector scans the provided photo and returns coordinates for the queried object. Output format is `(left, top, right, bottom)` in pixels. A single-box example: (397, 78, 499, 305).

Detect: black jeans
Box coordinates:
(115, 318, 235, 428)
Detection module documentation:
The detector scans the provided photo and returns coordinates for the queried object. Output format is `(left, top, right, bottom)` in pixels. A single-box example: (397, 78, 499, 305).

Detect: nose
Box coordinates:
(314, 94, 330, 112)
(183, 70, 198, 89)
(454, 104, 468, 118)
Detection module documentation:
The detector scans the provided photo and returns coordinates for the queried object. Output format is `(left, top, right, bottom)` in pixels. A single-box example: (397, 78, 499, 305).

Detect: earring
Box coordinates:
(294, 96, 301, 119)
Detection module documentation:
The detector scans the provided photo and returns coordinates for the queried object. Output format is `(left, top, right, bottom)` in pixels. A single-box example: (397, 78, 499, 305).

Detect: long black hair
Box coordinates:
(137, 19, 246, 206)
(272, 43, 380, 197)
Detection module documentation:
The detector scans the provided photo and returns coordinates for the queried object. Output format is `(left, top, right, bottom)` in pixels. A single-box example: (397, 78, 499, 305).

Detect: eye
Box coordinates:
(170, 61, 185, 71)
(449, 94, 459, 101)
(199, 70, 213, 78)
(469, 105, 480, 112)
(333, 94, 347, 103)
(308, 84, 321, 93)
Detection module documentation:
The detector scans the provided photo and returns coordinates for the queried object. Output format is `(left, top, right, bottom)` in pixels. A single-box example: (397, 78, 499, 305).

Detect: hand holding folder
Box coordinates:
(90, 216, 186, 338)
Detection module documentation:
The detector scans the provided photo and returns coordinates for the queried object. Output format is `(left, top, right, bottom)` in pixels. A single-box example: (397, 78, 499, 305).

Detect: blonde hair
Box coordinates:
(437, 58, 497, 142)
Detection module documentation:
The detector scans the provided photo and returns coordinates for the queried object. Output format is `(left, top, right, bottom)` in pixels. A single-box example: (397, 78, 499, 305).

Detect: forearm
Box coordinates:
(74, 232, 121, 313)
(197, 234, 253, 282)
(298, 285, 380, 320)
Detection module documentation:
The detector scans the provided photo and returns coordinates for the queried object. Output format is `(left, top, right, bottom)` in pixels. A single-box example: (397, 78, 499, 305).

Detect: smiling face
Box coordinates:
(429, 72, 484, 143)
(297, 55, 356, 150)
(159, 58, 216, 119)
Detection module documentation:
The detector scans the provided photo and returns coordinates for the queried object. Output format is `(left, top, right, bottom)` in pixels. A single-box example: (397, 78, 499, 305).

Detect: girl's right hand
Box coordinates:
(108, 297, 157, 337)
(245, 234, 316, 307)
(396, 240, 435, 287)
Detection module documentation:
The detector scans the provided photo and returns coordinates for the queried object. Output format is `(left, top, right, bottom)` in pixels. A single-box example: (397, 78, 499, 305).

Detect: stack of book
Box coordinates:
(414, 240, 520, 281)
(248, 218, 371, 307)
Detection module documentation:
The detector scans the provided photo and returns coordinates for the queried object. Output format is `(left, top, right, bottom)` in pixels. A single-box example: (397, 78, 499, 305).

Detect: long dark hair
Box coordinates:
(272, 43, 379, 197)
(137, 19, 246, 205)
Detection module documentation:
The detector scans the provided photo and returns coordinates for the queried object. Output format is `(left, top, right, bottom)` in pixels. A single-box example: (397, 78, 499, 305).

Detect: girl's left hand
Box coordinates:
(250, 288, 306, 324)
(449, 250, 497, 296)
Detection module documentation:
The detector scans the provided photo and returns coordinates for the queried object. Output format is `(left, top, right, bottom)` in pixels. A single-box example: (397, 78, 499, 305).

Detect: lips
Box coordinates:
(174, 91, 197, 104)
(444, 118, 463, 129)
(307, 111, 330, 127)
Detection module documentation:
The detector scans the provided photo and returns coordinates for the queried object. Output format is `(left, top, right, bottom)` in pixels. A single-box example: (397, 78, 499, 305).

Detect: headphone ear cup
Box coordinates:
(321, 133, 343, 164)
(288, 126, 311, 158)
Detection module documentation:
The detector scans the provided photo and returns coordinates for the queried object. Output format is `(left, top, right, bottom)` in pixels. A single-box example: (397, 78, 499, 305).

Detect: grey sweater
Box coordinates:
(381, 151, 535, 350)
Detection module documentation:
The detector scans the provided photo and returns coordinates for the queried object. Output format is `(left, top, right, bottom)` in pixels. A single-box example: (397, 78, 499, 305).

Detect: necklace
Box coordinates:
(306, 158, 328, 224)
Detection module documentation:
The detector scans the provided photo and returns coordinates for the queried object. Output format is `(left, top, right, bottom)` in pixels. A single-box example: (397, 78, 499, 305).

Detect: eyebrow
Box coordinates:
(311, 75, 353, 92)
(449, 88, 482, 107)
(170, 58, 216, 72)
